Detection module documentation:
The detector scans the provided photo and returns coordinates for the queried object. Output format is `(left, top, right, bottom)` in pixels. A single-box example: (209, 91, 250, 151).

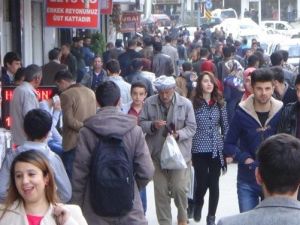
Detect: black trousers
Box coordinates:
(192, 153, 221, 216)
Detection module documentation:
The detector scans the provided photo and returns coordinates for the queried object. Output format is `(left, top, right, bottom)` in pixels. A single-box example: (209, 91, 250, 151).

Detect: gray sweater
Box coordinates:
(0, 141, 71, 203)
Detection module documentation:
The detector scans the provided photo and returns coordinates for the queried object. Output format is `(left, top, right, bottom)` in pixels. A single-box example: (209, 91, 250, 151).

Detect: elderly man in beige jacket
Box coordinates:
(140, 75, 197, 225)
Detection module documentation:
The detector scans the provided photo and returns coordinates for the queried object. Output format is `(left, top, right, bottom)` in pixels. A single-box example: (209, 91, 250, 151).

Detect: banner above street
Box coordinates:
(45, 0, 100, 29)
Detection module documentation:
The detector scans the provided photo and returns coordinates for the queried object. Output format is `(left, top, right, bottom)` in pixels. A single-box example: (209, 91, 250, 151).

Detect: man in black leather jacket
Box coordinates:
(278, 74, 300, 144)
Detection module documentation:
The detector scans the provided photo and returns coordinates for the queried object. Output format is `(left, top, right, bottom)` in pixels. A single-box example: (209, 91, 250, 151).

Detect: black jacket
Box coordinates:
(278, 101, 300, 136)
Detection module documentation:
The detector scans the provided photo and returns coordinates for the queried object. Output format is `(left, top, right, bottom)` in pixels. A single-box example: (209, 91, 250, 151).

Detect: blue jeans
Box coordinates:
(48, 139, 64, 156)
(237, 181, 263, 213)
(140, 187, 147, 214)
(62, 148, 75, 180)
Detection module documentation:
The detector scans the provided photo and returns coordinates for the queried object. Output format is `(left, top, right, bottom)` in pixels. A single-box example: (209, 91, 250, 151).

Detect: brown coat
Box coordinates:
(71, 107, 154, 225)
(60, 84, 96, 151)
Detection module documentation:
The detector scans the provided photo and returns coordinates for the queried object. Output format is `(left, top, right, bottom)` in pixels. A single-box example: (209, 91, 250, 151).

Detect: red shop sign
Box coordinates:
(120, 12, 141, 33)
(100, 0, 113, 15)
(46, 0, 100, 29)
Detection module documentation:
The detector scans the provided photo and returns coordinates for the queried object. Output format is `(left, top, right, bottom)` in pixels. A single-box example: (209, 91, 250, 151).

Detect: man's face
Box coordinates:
(93, 57, 103, 70)
(84, 38, 91, 46)
(61, 46, 69, 56)
(253, 81, 274, 105)
(158, 88, 175, 105)
(296, 84, 300, 102)
(7, 60, 21, 74)
(56, 80, 70, 92)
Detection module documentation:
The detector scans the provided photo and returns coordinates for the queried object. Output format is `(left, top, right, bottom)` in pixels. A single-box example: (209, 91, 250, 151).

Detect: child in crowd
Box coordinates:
(127, 81, 148, 214)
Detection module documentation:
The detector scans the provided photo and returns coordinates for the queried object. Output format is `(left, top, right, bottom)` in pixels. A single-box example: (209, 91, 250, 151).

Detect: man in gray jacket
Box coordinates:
(10, 64, 42, 146)
(218, 134, 300, 225)
(72, 81, 154, 225)
(140, 75, 197, 225)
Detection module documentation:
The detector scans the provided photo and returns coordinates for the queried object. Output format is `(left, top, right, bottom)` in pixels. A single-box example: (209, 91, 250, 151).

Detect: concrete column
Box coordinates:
(278, 0, 281, 20)
(0, 0, 3, 63)
(297, 0, 300, 19)
(22, 0, 33, 66)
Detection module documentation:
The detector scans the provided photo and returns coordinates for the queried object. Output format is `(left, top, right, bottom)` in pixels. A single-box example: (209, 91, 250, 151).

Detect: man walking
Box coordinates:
(140, 75, 196, 225)
(224, 68, 283, 213)
(72, 81, 154, 225)
(218, 134, 300, 225)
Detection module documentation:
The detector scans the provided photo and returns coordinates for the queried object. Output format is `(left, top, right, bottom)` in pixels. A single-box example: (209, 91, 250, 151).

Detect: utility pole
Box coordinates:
(144, 0, 152, 19)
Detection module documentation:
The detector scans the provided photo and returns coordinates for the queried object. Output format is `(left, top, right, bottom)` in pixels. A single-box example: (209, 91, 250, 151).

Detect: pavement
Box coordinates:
(146, 163, 239, 225)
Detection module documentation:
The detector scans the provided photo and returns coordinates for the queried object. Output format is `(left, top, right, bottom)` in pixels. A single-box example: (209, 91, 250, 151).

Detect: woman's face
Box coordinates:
(244, 76, 253, 94)
(201, 74, 214, 94)
(14, 162, 49, 204)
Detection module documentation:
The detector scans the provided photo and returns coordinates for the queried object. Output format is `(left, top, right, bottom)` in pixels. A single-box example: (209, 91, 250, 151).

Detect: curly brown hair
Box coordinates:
(192, 71, 224, 109)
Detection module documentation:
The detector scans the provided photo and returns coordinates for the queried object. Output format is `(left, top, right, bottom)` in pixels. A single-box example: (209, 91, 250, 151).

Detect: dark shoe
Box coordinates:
(187, 204, 194, 219)
(206, 215, 216, 225)
(193, 205, 202, 222)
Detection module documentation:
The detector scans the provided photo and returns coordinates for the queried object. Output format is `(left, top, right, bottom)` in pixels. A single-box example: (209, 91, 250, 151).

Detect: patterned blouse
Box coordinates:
(192, 100, 229, 166)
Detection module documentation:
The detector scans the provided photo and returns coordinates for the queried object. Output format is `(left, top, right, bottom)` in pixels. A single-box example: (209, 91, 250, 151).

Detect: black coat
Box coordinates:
(278, 101, 299, 136)
(118, 49, 142, 77)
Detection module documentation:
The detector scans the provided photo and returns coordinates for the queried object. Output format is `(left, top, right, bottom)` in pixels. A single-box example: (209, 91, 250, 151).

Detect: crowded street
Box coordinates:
(1, 0, 300, 225)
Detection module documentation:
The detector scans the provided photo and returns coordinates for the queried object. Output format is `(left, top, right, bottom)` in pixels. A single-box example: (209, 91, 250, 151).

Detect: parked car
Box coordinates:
(211, 8, 238, 21)
(213, 18, 267, 44)
(141, 14, 171, 27)
(260, 20, 300, 37)
(273, 38, 300, 66)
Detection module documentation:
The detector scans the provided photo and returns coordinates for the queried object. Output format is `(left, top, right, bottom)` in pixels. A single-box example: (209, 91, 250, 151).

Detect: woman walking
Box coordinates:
(191, 71, 229, 225)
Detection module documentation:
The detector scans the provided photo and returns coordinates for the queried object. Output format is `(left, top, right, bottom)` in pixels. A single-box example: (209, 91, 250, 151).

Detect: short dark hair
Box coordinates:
(165, 35, 172, 43)
(270, 51, 283, 66)
(24, 109, 52, 141)
(95, 81, 120, 107)
(222, 46, 232, 58)
(14, 67, 26, 83)
(251, 68, 274, 86)
(247, 54, 259, 67)
(257, 134, 300, 194)
(3, 52, 21, 67)
(48, 48, 61, 61)
(131, 58, 143, 71)
(182, 62, 193, 72)
(54, 70, 73, 82)
(270, 66, 284, 83)
(127, 39, 137, 48)
(131, 81, 147, 94)
(24, 64, 42, 82)
(295, 74, 300, 86)
(200, 48, 209, 57)
(279, 50, 289, 62)
(153, 41, 163, 52)
(106, 59, 120, 74)
(143, 36, 153, 47)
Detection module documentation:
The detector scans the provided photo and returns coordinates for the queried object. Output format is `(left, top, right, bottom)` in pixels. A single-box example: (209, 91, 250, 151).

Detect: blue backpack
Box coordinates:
(90, 135, 134, 217)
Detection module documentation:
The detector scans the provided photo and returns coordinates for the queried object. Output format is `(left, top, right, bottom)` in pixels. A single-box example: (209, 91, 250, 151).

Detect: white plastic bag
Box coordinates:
(187, 165, 195, 199)
(160, 135, 187, 170)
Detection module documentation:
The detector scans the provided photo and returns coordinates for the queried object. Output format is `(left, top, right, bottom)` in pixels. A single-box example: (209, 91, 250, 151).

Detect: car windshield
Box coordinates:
(221, 11, 236, 19)
(282, 44, 300, 57)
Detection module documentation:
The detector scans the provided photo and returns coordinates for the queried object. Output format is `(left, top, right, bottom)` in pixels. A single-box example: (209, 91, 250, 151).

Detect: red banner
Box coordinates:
(120, 12, 141, 33)
(100, 0, 113, 15)
(46, 0, 100, 29)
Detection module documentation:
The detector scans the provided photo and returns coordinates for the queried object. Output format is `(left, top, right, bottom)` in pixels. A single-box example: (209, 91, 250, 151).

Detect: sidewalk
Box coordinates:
(146, 163, 239, 225)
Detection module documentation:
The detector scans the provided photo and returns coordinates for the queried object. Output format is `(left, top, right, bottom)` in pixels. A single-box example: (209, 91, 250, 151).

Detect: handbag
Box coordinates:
(160, 135, 187, 170)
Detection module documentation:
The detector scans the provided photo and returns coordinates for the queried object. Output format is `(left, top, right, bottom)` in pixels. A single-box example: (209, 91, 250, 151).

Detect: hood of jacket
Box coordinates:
(239, 94, 283, 127)
(84, 106, 137, 137)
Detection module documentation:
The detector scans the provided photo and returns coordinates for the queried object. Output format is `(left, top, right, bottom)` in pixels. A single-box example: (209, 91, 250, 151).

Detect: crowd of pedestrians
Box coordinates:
(1, 26, 300, 225)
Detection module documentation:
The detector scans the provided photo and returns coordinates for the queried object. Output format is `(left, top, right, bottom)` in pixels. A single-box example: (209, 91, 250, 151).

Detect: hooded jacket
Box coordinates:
(224, 95, 283, 184)
(71, 107, 154, 225)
